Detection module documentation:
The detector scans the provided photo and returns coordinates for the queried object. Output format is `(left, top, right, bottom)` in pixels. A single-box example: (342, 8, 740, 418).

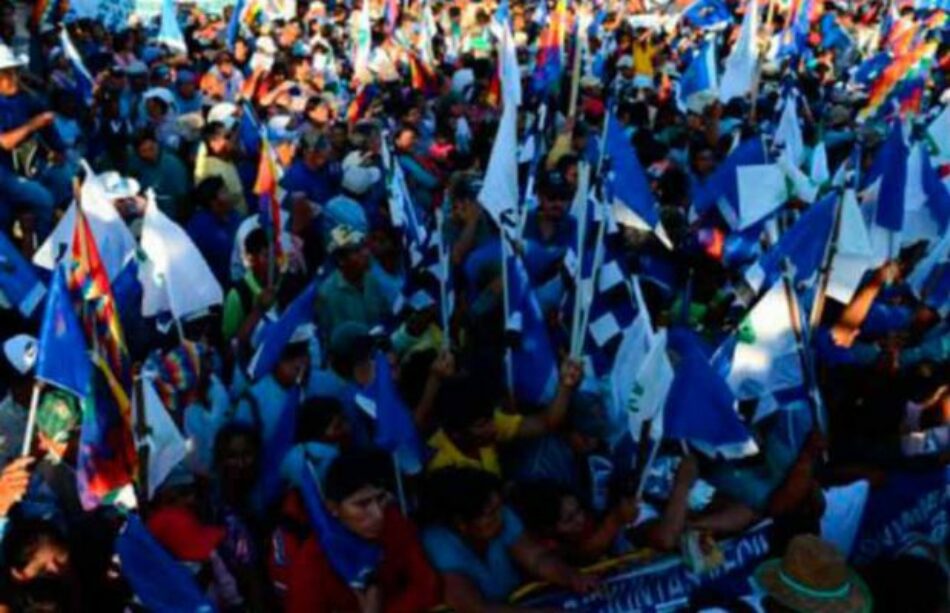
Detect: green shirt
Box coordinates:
(315, 268, 389, 334)
(222, 272, 263, 341)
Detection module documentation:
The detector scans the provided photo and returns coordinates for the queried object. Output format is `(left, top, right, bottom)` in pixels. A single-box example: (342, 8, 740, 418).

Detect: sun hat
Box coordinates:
(754, 534, 872, 613)
(0, 44, 27, 71)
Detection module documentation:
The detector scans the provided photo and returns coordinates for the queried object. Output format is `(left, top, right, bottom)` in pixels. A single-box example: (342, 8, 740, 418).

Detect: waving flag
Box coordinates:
(0, 231, 45, 318)
(136, 377, 188, 499)
(226, 0, 246, 50)
(156, 0, 188, 55)
(677, 38, 718, 111)
(859, 40, 939, 122)
(298, 461, 381, 589)
(353, 0, 373, 81)
(369, 351, 423, 473)
(36, 266, 90, 399)
(478, 104, 520, 235)
(605, 113, 668, 245)
(693, 138, 769, 224)
(682, 0, 732, 28)
(719, 0, 759, 103)
(532, 0, 565, 96)
(140, 193, 223, 320)
(253, 134, 285, 272)
(248, 281, 317, 380)
(60, 28, 95, 103)
(115, 515, 213, 611)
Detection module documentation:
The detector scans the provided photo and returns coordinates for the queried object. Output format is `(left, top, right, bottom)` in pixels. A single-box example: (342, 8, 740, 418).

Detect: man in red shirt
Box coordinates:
(284, 450, 440, 612)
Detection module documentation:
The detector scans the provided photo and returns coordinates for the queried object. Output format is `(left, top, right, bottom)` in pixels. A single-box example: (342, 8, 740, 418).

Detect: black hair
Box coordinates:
(421, 468, 501, 525)
(2, 518, 67, 572)
(212, 422, 262, 470)
(436, 376, 496, 434)
(201, 120, 229, 143)
(398, 349, 438, 409)
(132, 127, 158, 149)
(511, 480, 572, 534)
(295, 396, 345, 444)
(192, 176, 226, 209)
(323, 449, 391, 503)
(243, 227, 268, 256)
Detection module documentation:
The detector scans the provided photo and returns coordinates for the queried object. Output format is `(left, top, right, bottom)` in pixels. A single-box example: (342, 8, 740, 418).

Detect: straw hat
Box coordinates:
(754, 535, 872, 613)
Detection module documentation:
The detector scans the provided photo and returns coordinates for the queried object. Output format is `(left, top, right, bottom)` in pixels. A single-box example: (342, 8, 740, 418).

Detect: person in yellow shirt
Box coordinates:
(426, 359, 583, 476)
(194, 121, 248, 217)
(632, 29, 657, 89)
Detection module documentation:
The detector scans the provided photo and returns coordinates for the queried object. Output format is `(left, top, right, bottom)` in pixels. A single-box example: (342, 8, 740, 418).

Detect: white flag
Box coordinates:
(811, 141, 831, 186)
(140, 193, 223, 319)
(827, 189, 874, 304)
(498, 22, 522, 109)
(728, 280, 804, 410)
(737, 163, 787, 229)
(478, 103, 520, 232)
(624, 329, 674, 442)
(137, 377, 188, 499)
(926, 104, 950, 160)
(774, 94, 804, 167)
(719, 0, 759, 103)
(34, 169, 138, 282)
(156, 0, 188, 55)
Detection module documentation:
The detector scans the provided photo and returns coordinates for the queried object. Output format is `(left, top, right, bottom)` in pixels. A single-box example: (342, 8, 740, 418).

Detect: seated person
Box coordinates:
(285, 450, 440, 612)
(421, 467, 597, 611)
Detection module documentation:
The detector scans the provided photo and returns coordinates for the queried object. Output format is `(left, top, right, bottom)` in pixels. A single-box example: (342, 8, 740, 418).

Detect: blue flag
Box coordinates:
(0, 231, 44, 318)
(606, 113, 660, 229)
(876, 122, 908, 232)
(248, 281, 318, 380)
(677, 39, 717, 110)
(114, 514, 214, 612)
(920, 148, 950, 233)
(36, 266, 90, 398)
(664, 351, 752, 450)
(239, 102, 262, 157)
(255, 385, 300, 510)
(370, 351, 423, 472)
(156, 0, 188, 55)
(693, 138, 769, 222)
(505, 244, 557, 406)
(682, 0, 732, 27)
(226, 0, 246, 51)
(298, 460, 381, 589)
(750, 193, 836, 292)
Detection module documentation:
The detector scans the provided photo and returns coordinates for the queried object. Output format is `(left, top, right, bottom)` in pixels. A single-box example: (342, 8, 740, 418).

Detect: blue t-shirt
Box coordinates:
(281, 159, 342, 206)
(422, 507, 524, 602)
(187, 209, 242, 286)
(0, 93, 41, 170)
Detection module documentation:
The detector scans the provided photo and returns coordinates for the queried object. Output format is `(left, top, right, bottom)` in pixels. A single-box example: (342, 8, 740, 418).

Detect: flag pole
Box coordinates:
(780, 259, 827, 439)
(392, 453, 407, 515)
(516, 103, 548, 240)
(132, 372, 151, 501)
(572, 202, 608, 359)
(569, 164, 592, 357)
(19, 382, 44, 457)
(436, 209, 451, 351)
(567, 23, 585, 119)
(500, 239, 515, 394)
(808, 188, 845, 330)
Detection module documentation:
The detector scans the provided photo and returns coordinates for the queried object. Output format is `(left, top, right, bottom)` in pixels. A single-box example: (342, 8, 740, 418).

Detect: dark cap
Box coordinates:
(538, 170, 572, 201)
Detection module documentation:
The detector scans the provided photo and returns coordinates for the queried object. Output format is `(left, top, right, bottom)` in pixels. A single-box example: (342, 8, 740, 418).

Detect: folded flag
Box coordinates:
(36, 265, 90, 399)
(248, 281, 318, 380)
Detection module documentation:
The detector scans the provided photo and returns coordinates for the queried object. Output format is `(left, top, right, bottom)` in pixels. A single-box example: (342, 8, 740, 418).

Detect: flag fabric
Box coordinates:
(774, 94, 805, 168)
(677, 38, 718, 112)
(726, 280, 806, 408)
(148, 341, 205, 414)
(368, 351, 424, 474)
(115, 514, 214, 611)
(745, 193, 836, 293)
(693, 138, 769, 224)
(0, 231, 45, 318)
(253, 134, 285, 270)
(605, 114, 666, 242)
(682, 0, 732, 28)
(810, 141, 831, 186)
(859, 40, 939, 122)
(139, 193, 223, 320)
(478, 103, 520, 235)
(226, 0, 247, 50)
(504, 241, 558, 406)
(498, 19, 523, 109)
(719, 0, 759, 103)
(156, 0, 188, 55)
(353, 0, 373, 81)
(60, 28, 95, 104)
(907, 231, 950, 313)
(255, 385, 300, 510)
(531, 1, 564, 96)
(383, 140, 428, 263)
(620, 328, 674, 442)
(31, 0, 62, 29)
(247, 281, 318, 380)
(407, 52, 437, 97)
(298, 460, 381, 589)
(827, 189, 875, 304)
(875, 122, 909, 232)
(345, 84, 378, 126)
(34, 167, 138, 282)
(736, 163, 788, 229)
(36, 265, 91, 399)
(136, 377, 188, 499)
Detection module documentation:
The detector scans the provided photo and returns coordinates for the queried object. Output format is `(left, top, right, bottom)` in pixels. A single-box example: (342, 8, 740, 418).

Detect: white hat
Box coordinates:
(617, 56, 634, 69)
(125, 60, 148, 75)
(341, 165, 382, 195)
(207, 102, 238, 132)
(256, 36, 277, 55)
(328, 224, 366, 253)
(289, 322, 316, 345)
(143, 87, 177, 109)
(98, 172, 141, 199)
(3, 334, 37, 376)
(267, 115, 298, 143)
(0, 45, 27, 71)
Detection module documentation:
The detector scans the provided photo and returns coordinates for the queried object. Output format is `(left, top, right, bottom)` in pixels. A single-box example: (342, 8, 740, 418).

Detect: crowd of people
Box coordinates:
(0, 0, 945, 610)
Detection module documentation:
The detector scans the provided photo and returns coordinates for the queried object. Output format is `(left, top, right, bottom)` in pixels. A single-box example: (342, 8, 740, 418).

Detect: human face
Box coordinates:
(692, 149, 715, 177)
(137, 139, 160, 164)
(458, 492, 504, 543)
(11, 537, 70, 583)
(0, 68, 19, 96)
(330, 485, 390, 540)
(539, 194, 568, 221)
(303, 147, 328, 169)
(217, 433, 259, 493)
(339, 246, 371, 280)
(274, 351, 310, 387)
(466, 416, 497, 447)
(208, 132, 233, 157)
(555, 496, 587, 539)
(395, 130, 415, 152)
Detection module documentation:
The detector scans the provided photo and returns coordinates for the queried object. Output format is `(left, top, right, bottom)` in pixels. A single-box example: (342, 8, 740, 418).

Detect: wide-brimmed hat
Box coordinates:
(754, 534, 872, 613)
(0, 45, 26, 71)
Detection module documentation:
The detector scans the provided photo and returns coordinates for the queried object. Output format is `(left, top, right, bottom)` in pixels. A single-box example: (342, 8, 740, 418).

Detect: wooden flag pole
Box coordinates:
(808, 188, 845, 330)
(19, 381, 44, 458)
(436, 210, 451, 351)
(567, 24, 585, 119)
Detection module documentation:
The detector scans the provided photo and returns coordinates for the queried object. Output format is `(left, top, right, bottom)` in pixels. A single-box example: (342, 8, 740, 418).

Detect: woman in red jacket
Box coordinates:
(284, 450, 441, 612)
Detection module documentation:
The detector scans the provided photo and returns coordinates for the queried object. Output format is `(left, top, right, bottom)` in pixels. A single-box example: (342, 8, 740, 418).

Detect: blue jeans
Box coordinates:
(0, 165, 54, 238)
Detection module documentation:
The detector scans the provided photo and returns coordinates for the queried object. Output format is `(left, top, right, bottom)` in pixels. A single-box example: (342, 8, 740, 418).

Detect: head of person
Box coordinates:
(537, 171, 572, 221)
(323, 450, 393, 541)
(0, 45, 25, 96)
(213, 423, 262, 503)
(296, 396, 352, 447)
(514, 481, 588, 542)
(437, 376, 499, 448)
(193, 176, 230, 218)
(273, 325, 312, 387)
(202, 120, 234, 158)
(566, 391, 609, 456)
(133, 128, 161, 165)
(242, 227, 269, 282)
(305, 96, 333, 127)
(449, 174, 482, 223)
(329, 322, 376, 385)
(689, 143, 716, 178)
(330, 226, 371, 281)
(425, 468, 505, 545)
(617, 55, 635, 80)
(176, 69, 197, 99)
(3, 518, 72, 584)
(300, 132, 331, 170)
(215, 50, 236, 77)
(393, 125, 418, 153)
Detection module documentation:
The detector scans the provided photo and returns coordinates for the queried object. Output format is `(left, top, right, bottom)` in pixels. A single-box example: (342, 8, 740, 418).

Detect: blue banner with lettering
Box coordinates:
(515, 522, 772, 612)
(850, 467, 950, 566)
